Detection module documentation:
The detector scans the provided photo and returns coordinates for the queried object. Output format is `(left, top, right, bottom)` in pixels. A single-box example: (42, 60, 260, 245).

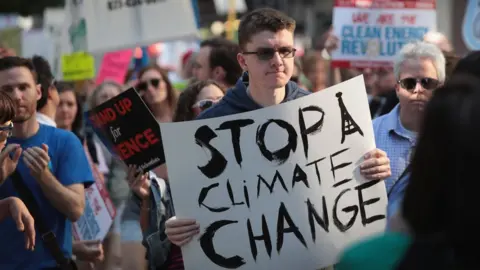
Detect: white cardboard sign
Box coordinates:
(63, 0, 198, 53)
(161, 76, 388, 270)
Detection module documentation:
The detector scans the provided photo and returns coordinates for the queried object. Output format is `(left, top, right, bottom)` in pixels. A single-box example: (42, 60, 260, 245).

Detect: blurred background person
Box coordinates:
(302, 50, 328, 92)
(32, 55, 59, 127)
(86, 81, 128, 270)
(192, 37, 242, 89)
(423, 31, 454, 53)
(55, 81, 84, 140)
(130, 79, 226, 270)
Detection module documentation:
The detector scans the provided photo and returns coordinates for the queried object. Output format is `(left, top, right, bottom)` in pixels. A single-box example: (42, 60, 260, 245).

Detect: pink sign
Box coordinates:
(96, 49, 133, 85)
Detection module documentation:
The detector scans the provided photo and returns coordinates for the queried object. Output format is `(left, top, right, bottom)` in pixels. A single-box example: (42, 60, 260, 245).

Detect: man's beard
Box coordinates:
(13, 115, 30, 123)
(13, 107, 33, 123)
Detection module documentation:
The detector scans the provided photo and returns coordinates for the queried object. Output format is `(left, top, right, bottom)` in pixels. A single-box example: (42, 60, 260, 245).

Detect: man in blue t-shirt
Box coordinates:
(0, 56, 94, 269)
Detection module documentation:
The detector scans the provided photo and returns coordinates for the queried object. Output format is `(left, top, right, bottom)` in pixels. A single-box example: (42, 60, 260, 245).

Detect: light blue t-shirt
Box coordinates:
(0, 124, 94, 269)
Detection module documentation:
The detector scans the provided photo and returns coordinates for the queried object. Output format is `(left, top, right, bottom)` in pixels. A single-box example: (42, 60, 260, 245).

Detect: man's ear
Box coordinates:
(47, 86, 56, 99)
(237, 53, 247, 71)
(35, 84, 42, 101)
(395, 83, 401, 98)
(212, 66, 226, 82)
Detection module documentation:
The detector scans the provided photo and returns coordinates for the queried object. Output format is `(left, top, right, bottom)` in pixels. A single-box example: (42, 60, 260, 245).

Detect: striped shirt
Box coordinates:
(166, 245, 184, 270)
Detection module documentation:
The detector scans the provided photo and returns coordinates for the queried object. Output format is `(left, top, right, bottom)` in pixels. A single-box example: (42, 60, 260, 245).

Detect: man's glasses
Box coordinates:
(192, 99, 217, 112)
(398, 77, 440, 91)
(243, 47, 297, 61)
(136, 78, 161, 92)
(0, 122, 13, 138)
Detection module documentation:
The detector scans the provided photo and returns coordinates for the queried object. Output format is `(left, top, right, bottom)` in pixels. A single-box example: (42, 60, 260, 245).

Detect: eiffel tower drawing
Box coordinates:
(336, 92, 364, 144)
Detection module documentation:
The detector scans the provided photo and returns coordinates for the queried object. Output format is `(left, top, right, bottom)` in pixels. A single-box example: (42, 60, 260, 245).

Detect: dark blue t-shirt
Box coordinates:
(0, 124, 94, 269)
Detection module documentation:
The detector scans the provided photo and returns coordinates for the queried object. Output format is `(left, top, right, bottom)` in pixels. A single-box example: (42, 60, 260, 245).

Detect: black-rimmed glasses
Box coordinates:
(243, 47, 296, 61)
(0, 122, 13, 138)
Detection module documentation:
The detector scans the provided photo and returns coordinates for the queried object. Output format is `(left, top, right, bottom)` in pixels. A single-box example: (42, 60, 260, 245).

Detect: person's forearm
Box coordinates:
(37, 170, 85, 221)
(140, 198, 150, 232)
(0, 198, 11, 221)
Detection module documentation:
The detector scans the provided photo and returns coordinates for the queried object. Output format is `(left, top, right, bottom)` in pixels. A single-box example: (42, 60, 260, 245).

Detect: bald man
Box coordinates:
(423, 31, 453, 52)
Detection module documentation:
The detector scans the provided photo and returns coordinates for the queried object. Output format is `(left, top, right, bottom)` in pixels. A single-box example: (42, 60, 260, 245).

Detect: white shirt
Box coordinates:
(36, 112, 57, 127)
(93, 138, 110, 175)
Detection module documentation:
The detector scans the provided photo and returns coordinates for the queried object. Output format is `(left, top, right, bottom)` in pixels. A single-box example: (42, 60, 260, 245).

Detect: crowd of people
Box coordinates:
(0, 5, 477, 270)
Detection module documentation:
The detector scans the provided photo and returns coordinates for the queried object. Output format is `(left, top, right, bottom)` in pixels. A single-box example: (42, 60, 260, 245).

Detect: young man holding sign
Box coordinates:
(165, 6, 391, 265)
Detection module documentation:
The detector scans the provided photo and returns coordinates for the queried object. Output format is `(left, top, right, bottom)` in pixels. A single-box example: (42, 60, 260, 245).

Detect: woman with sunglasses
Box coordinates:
(0, 91, 35, 251)
(126, 80, 226, 270)
(136, 64, 178, 123)
(173, 79, 226, 121)
(116, 65, 178, 269)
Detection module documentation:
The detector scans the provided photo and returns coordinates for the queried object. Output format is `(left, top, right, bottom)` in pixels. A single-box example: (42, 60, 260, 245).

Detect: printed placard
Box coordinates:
(73, 144, 116, 241)
(61, 52, 95, 81)
(96, 49, 133, 85)
(331, 0, 437, 68)
(160, 75, 388, 270)
(85, 87, 164, 172)
(62, 0, 198, 53)
(462, 0, 480, 50)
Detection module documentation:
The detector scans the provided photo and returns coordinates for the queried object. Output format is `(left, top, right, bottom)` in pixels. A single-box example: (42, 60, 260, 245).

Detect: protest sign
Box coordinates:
(331, 0, 436, 69)
(73, 143, 116, 241)
(63, 0, 198, 54)
(96, 49, 133, 85)
(160, 75, 388, 270)
(86, 87, 164, 172)
(462, 0, 480, 50)
(43, 8, 67, 79)
(61, 52, 95, 81)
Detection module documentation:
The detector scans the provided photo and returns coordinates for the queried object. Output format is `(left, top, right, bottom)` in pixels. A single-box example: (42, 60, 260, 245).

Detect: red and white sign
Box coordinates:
(331, 0, 437, 69)
(73, 144, 116, 241)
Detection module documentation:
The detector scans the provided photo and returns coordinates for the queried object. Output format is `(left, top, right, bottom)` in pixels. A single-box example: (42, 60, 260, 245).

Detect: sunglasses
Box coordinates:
(243, 47, 297, 61)
(192, 99, 217, 112)
(398, 77, 440, 91)
(0, 122, 13, 138)
(136, 78, 161, 92)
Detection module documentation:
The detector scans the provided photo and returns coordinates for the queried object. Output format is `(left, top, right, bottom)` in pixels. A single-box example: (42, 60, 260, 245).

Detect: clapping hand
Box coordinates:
(0, 144, 22, 184)
(23, 144, 50, 180)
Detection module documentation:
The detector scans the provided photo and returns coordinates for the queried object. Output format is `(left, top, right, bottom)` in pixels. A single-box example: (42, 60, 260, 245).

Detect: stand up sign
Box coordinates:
(85, 87, 164, 172)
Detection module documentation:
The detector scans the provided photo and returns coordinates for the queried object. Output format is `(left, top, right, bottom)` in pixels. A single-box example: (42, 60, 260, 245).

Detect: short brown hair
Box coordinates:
(238, 8, 296, 50)
(0, 91, 15, 124)
(0, 56, 37, 81)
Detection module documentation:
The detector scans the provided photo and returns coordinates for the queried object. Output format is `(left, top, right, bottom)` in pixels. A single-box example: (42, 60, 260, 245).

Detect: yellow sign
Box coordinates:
(61, 52, 95, 81)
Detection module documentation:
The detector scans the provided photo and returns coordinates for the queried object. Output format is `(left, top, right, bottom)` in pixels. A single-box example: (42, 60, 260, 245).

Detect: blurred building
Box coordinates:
(197, 0, 335, 49)
(197, 0, 474, 55)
